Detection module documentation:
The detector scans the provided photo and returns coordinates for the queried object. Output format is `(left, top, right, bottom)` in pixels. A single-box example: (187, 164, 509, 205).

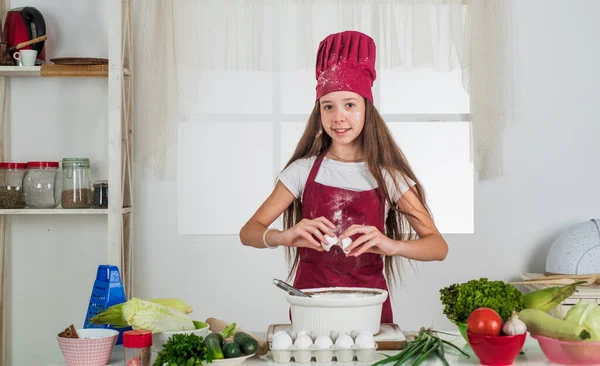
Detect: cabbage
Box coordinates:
(122, 297, 195, 333)
(564, 303, 600, 341)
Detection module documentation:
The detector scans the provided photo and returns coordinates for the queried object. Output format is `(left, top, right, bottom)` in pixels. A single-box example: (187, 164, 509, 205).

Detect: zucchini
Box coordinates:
(203, 333, 225, 359)
(223, 341, 242, 358)
(519, 309, 591, 341)
(234, 332, 259, 355)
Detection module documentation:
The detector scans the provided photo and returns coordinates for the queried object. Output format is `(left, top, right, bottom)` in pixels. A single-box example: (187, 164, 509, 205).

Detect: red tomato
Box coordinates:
(467, 307, 503, 336)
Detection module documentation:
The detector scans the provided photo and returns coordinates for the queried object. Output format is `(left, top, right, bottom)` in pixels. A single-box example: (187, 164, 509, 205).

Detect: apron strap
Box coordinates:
(304, 154, 326, 199)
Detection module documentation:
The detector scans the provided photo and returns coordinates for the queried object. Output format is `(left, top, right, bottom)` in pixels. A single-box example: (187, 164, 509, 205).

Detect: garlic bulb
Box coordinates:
(502, 311, 527, 335)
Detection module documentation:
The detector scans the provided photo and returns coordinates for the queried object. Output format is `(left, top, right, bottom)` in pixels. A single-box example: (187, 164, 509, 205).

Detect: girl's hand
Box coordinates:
(278, 217, 337, 251)
(340, 225, 398, 257)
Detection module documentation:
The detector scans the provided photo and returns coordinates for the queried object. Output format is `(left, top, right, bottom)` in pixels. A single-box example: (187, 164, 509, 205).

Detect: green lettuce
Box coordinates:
(122, 298, 195, 333)
(564, 303, 600, 341)
(440, 278, 526, 323)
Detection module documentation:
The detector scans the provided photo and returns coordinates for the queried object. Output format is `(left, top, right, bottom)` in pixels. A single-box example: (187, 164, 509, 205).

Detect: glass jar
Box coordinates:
(23, 162, 61, 208)
(61, 158, 92, 209)
(92, 180, 108, 208)
(123, 330, 152, 366)
(0, 162, 27, 208)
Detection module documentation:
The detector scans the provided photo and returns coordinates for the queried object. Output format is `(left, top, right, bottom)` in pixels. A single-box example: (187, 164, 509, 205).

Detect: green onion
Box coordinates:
(370, 328, 468, 366)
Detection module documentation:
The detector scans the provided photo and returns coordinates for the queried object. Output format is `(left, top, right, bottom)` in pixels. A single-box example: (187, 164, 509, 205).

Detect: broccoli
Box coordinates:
(440, 278, 525, 324)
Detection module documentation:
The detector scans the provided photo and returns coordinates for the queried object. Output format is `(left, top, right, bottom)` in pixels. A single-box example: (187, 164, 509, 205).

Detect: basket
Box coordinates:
(83, 265, 131, 345)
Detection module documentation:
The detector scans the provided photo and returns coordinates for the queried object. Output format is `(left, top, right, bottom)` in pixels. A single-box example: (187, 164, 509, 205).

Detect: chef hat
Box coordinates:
(315, 30, 377, 103)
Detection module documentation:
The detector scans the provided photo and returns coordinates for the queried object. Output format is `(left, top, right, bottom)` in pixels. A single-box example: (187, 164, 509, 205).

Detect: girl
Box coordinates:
(239, 30, 448, 323)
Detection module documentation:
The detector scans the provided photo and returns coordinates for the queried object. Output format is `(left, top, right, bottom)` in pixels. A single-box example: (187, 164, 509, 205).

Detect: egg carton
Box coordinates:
(271, 330, 378, 363)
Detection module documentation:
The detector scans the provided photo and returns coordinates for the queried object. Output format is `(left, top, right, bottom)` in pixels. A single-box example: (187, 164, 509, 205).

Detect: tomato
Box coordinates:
(467, 307, 503, 336)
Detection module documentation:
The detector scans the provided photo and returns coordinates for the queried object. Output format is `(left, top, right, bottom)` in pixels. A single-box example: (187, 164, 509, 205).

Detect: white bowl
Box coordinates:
(152, 321, 210, 352)
(284, 287, 387, 336)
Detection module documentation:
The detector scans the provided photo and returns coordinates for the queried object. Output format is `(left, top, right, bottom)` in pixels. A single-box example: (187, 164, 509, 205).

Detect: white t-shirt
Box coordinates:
(278, 156, 415, 217)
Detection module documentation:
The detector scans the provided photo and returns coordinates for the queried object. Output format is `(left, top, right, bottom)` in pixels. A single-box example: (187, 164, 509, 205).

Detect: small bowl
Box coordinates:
(467, 331, 526, 365)
(453, 321, 468, 342)
(152, 320, 210, 352)
(533, 334, 600, 365)
(57, 328, 118, 366)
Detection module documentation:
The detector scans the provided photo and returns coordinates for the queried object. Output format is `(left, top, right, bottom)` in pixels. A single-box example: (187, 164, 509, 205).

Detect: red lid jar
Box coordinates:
(0, 162, 27, 209)
(123, 330, 152, 348)
(123, 330, 152, 366)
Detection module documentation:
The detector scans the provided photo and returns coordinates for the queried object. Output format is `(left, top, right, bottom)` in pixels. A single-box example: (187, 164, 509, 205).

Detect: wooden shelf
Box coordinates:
(0, 207, 132, 215)
(0, 65, 130, 78)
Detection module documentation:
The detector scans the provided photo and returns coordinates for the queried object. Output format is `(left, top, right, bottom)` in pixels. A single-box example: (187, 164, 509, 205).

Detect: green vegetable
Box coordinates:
(371, 328, 468, 366)
(90, 298, 193, 327)
(223, 341, 242, 358)
(519, 308, 591, 341)
(153, 333, 211, 366)
(203, 333, 225, 359)
(523, 281, 584, 312)
(233, 332, 259, 355)
(122, 298, 195, 333)
(564, 303, 600, 340)
(440, 278, 525, 323)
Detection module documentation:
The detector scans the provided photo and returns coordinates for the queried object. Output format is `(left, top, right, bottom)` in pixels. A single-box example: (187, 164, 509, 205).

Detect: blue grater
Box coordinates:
(83, 265, 132, 345)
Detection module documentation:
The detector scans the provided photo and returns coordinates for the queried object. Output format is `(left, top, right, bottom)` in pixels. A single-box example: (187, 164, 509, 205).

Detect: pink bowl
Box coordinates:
(57, 328, 118, 366)
(467, 331, 526, 365)
(533, 334, 600, 365)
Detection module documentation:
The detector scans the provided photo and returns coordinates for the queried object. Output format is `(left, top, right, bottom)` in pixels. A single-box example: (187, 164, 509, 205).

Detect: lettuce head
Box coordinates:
(122, 297, 195, 333)
(564, 303, 600, 341)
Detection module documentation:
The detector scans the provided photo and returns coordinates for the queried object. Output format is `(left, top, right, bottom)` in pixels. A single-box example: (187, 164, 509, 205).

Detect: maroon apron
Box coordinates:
(292, 154, 393, 323)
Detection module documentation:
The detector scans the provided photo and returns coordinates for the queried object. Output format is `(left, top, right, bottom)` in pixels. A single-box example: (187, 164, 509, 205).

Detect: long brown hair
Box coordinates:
(281, 99, 432, 287)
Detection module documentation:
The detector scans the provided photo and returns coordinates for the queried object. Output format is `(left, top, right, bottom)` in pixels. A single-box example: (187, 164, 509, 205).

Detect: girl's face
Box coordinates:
(319, 91, 366, 146)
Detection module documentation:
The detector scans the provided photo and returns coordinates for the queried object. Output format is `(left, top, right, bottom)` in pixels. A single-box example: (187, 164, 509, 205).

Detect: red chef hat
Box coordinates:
(315, 30, 377, 103)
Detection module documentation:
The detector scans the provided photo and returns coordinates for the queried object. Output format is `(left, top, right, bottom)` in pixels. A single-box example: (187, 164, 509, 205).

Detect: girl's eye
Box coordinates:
(323, 105, 332, 110)
(346, 103, 355, 108)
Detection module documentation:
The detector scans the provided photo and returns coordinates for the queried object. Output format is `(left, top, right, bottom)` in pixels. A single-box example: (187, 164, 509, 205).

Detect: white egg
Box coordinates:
(314, 335, 333, 349)
(341, 237, 352, 249)
(341, 238, 352, 254)
(355, 332, 375, 348)
(274, 331, 289, 339)
(296, 330, 310, 338)
(272, 332, 293, 350)
(335, 333, 354, 349)
(294, 334, 313, 349)
(324, 234, 339, 245)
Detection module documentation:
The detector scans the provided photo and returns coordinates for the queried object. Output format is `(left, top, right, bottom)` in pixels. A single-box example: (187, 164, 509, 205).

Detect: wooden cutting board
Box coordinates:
(267, 323, 407, 350)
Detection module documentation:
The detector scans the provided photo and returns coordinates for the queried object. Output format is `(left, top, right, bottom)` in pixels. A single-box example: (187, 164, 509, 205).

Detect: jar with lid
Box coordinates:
(61, 158, 92, 209)
(23, 162, 61, 208)
(92, 180, 108, 208)
(0, 162, 27, 209)
(123, 330, 152, 366)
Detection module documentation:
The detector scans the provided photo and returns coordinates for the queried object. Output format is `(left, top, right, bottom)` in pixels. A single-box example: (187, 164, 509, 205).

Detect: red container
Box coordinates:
(467, 331, 527, 365)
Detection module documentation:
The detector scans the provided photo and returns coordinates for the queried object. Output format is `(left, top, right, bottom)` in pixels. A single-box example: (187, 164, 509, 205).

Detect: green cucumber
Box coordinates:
(203, 333, 225, 359)
(223, 341, 242, 358)
(233, 332, 259, 355)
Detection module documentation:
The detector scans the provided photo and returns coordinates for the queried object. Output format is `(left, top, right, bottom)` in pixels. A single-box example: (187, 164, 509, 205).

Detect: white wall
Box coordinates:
(6, 0, 600, 364)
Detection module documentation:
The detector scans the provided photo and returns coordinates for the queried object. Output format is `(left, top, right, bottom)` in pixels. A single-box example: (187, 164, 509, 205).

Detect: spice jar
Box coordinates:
(92, 180, 108, 208)
(23, 162, 60, 208)
(0, 162, 26, 209)
(61, 158, 92, 209)
(123, 330, 152, 366)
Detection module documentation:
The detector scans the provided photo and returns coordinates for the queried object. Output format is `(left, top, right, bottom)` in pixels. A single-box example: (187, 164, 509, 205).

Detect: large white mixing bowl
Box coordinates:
(284, 287, 388, 336)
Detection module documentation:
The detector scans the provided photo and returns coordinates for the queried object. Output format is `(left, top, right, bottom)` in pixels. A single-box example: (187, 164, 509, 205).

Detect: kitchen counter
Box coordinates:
(54, 331, 562, 366)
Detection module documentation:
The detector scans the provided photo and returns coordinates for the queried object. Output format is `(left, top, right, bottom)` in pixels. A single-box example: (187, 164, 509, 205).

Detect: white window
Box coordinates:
(179, 68, 474, 235)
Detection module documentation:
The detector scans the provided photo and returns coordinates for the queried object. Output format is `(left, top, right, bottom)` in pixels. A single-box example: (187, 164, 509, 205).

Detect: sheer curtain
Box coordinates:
(133, 0, 514, 180)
